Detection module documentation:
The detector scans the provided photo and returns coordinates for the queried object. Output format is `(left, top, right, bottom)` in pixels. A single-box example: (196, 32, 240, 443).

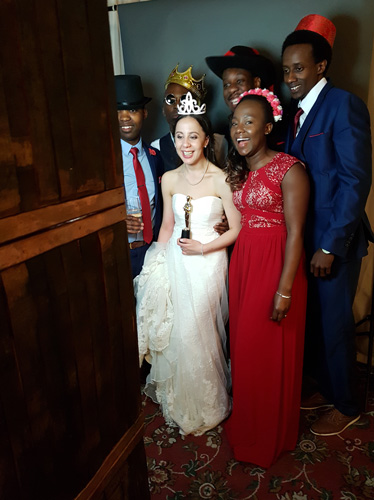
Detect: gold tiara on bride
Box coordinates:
(177, 92, 206, 115)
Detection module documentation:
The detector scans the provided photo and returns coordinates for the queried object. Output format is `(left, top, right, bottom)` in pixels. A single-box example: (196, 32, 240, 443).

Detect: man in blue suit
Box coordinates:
(116, 75, 164, 277)
(282, 15, 373, 436)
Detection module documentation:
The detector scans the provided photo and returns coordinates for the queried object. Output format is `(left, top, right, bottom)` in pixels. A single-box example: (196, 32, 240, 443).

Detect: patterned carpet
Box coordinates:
(143, 388, 374, 499)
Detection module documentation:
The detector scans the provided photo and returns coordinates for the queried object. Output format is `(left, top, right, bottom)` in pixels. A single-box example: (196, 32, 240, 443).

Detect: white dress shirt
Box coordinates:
(296, 77, 328, 135)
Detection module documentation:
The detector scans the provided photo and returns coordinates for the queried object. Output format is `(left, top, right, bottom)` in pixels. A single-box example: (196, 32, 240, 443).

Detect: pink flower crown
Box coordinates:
(238, 88, 283, 122)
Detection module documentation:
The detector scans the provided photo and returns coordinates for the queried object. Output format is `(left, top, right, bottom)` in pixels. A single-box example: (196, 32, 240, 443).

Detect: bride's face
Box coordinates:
(175, 117, 209, 165)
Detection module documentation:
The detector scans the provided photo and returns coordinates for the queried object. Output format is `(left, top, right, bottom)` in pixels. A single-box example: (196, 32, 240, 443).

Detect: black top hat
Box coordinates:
(115, 75, 152, 110)
(205, 46, 275, 89)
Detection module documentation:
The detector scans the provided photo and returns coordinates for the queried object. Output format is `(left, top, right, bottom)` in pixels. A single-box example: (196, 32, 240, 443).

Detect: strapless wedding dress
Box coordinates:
(134, 193, 231, 435)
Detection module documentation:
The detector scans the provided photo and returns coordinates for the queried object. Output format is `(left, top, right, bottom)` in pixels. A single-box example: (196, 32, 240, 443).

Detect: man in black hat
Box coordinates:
(115, 74, 164, 278)
(206, 46, 276, 113)
(205, 46, 283, 151)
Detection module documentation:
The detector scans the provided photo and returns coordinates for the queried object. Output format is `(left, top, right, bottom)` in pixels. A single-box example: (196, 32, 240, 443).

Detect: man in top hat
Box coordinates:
(116, 74, 164, 278)
(205, 45, 276, 113)
(151, 64, 209, 171)
(282, 14, 373, 435)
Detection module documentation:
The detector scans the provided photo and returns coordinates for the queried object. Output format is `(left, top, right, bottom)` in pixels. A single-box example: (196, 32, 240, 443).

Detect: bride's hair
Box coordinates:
(174, 114, 217, 165)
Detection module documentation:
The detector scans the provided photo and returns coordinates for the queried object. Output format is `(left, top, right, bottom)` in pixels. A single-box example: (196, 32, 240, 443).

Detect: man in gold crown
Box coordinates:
(151, 64, 207, 172)
(152, 65, 228, 234)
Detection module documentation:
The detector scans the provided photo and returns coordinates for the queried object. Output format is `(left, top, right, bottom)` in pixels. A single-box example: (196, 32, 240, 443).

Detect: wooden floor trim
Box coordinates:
(74, 412, 145, 500)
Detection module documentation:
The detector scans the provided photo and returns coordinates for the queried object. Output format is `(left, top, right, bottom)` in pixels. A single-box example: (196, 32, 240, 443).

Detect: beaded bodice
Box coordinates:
(233, 153, 299, 229)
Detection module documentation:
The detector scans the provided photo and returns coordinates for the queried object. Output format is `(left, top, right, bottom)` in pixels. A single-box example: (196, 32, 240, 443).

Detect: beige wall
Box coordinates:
(355, 39, 374, 361)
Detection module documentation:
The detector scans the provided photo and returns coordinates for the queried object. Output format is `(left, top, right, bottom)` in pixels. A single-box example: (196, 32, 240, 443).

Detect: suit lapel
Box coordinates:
(285, 101, 298, 152)
(295, 81, 333, 146)
(144, 143, 159, 208)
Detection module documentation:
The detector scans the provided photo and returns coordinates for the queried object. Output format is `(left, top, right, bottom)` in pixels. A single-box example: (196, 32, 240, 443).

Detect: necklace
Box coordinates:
(183, 160, 209, 186)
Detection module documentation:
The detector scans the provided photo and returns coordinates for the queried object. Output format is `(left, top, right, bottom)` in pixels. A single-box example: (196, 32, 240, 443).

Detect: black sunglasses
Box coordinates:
(164, 93, 187, 106)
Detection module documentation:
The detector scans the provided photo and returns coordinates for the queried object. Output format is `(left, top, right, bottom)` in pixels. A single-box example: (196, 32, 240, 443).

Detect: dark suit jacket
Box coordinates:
(158, 133, 182, 172)
(285, 81, 373, 260)
(143, 141, 164, 240)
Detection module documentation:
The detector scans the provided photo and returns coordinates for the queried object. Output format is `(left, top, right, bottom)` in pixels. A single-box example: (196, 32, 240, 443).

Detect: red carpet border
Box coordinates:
(143, 395, 374, 499)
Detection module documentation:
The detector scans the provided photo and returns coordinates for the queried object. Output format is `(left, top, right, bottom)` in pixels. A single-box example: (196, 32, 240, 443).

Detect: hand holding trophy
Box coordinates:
(181, 195, 192, 238)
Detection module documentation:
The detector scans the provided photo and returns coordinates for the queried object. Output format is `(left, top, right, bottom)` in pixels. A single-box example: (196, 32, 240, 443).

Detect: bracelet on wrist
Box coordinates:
(276, 291, 291, 299)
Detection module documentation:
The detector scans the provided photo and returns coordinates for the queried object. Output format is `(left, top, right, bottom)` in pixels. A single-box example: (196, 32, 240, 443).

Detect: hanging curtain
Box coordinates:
(108, 1, 124, 75)
(107, 0, 152, 75)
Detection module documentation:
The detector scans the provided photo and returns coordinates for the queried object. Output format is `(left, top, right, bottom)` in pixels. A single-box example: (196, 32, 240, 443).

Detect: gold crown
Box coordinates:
(165, 64, 207, 103)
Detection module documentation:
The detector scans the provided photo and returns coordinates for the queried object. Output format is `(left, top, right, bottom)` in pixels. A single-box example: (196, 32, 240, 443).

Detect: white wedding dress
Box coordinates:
(134, 194, 231, 436)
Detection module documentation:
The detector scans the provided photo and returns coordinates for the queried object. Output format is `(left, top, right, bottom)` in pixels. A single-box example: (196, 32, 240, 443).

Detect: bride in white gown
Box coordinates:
(134, 97, 241, 436)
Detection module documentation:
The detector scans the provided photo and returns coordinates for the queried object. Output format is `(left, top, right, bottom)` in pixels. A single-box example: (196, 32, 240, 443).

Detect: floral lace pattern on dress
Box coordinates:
(133, 243, 173, 367)
(135, 195, 231, 436)
(233, 153, 300, 229)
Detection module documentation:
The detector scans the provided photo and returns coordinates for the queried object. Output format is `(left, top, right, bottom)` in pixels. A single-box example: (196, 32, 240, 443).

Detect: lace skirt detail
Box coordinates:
(134, 232, 231, 436)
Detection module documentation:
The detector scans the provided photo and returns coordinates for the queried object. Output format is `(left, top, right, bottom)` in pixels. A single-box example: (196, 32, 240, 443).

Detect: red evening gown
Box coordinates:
(225, 152, 307, 468)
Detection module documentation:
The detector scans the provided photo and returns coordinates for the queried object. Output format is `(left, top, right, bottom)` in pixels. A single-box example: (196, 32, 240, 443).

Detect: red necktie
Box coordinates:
(293, 107, 304, 138)
(129, 147, 153, 243)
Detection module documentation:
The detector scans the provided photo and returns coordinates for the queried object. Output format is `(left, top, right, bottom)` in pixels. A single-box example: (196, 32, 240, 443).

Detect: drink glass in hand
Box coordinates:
(126, 197, 143, 236)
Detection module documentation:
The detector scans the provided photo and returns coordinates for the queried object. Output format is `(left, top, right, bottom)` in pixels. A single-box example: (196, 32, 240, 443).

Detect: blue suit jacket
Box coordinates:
(285, 82, 373, 259)
(143, 141, 164, 240)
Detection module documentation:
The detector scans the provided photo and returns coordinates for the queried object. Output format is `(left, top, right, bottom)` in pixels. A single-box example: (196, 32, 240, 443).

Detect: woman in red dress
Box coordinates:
(224, 89, 310, 467)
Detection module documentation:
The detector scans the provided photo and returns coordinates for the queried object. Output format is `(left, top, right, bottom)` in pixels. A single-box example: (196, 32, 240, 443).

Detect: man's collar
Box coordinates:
(299, 77, 327, 114)
(121, 137, 143, 155)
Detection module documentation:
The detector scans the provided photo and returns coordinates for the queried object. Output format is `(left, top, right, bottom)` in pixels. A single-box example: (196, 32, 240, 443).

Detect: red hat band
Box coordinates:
(295, 14, 336, 48)
(224, 47, 259, 58)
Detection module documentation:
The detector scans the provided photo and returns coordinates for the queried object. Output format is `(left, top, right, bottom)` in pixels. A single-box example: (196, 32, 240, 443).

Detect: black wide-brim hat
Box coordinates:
(205, 46, 275, 89)
(115, 74, 152, 110)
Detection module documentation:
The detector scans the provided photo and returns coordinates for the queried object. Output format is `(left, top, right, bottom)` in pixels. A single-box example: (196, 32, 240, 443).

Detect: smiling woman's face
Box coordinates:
(174, 116, 209, 165)
(230, 98, 272, 158)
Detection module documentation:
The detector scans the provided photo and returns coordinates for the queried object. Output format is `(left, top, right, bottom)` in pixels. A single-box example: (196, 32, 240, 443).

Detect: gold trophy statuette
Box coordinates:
(181, 195, 192, 238)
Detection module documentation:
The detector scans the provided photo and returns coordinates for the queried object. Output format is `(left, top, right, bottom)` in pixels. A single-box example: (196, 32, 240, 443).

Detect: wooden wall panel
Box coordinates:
(32, 2, 77, 200)
(56, 0, 105, 196)
(0, 0, 150, 498)
(0, 0, 123, 217)
(0, 221, 149, 499)
(0, 400, 21, 499)
(0, 73, 21, 217)
(80, 233, 117, 448)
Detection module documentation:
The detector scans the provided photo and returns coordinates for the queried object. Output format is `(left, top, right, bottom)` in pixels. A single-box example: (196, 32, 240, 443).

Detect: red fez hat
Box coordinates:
(295, 14, 336, 48)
